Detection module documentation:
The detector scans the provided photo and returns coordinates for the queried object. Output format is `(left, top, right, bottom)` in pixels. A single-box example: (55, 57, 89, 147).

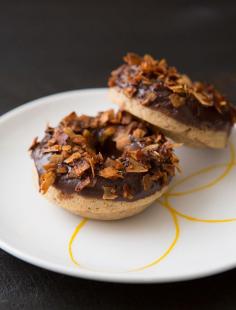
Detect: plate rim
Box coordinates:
(0, 88, 235, 284)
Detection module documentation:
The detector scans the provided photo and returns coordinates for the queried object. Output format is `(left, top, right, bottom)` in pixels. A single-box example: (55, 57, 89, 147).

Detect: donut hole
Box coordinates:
(94, 135, 122, 160)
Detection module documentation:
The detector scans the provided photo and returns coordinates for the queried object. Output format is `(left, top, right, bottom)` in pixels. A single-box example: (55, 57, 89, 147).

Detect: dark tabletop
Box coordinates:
(0, 1, 236, 309)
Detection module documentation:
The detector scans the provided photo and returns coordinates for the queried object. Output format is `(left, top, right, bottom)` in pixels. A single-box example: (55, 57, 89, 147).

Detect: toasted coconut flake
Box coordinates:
(126, 158, 148, 173)
(141, 92, 157, 105)
(87, 157, 95, 178)
(114, 134, 131, 151)
(82, 129, 91, 138)
(99, 126, 116, 143)
(104, 158, 124, 170)
(123, 184, 133, 200)
(99, 109, 115, 125)
(177, 74, 192, 86)
(124, 87, 136, 98)
(132, 128, 146, 138)
(124, 53, 142, 66)
(192, 91, 213, 106)
(169, 93, 185, 108)
(142, 174, 153, 191)
(103, 186, 118, 200)
(61, 112, 77, 126)
(29, 137, 39, 151)
(53, 128, 69, 145)
(43, 145, 62, 153)
(56, 166, 68, 174)
(43, 162, 57, 171)
(72, 135, 86, 145)
(167, 85, 185, 94)
(47, 137, 57, 146)
(49, 155, 64, 165)
(64, 152, 81, 164)
(127, 149, 143, 161)
(99, 167, 123, 179)
(75, 177, 91, 192)
(62, 145, 72, 152)
(143, 143, 160, 152)
(63, 127, 76, 138)
(74, 160, 90, 176)
(40, 171, 56, 194)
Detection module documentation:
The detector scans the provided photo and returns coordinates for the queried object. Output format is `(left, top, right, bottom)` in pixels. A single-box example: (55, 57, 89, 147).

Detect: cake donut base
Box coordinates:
(44, 184, 168, 220)
(109, 88, 229, 149)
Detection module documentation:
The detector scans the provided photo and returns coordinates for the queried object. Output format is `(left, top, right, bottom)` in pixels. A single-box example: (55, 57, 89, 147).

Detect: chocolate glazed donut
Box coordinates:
(30, 110, 179, 220)
(109, 53, 236, 148)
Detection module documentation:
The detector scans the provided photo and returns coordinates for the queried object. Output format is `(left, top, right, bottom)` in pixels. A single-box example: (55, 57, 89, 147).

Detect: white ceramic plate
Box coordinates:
(0, 88, 236, 283)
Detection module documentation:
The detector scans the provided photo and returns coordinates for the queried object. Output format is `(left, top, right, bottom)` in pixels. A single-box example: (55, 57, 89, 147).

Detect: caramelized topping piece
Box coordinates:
(39, 171, 56, 194)
(99, 167, 123, 179)
(75, 177, 91, 192)
(123, 184, 134, 200)
(103, 186, 118, 200)
(126, 158, 148, 173)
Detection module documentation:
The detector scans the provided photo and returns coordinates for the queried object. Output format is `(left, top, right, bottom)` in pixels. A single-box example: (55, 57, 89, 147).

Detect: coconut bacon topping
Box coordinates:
(109, 53, 236, 124)
(30, 110, 179, 200)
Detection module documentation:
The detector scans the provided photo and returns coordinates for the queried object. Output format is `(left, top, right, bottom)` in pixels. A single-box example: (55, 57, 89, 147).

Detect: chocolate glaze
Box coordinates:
(114, 65, 233, 133)
(32, 142, 170, 202)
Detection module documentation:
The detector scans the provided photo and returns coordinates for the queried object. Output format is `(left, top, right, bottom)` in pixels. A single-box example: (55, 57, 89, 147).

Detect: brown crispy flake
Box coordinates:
(64, 152, 81, 164)
(114, 134, 131, 151)
(141, 92, 157, 105)
(63, 127, 76, 138)
(127, 149, 143, 161)
(123, 184, 133, 200)
(61, 112, 77, 125)
(56, 166, 68, 174)
(99, 167, 123, 179)
(142, 143, 160, 152)
(75, 177, 91, 192)
(167, 84, 185, 94)
(177, 74, 192, 86)
(126, 157, 148, 173)
(82, 129, 91, 138)
(74, 159, 90, 176)
(124, 53, 142, 66)
(87, 157, 95, 178)
(53, 128, 69, 145)
(99, 110, 115, 125)
(169, 93, 185, 108)
(104, 158, 124, 170)
(192, 91, 213, 106)
(102, 186, 118, 200)
(43, 162, 57, 171)
(43, 145, 62, 153)
(78, 114, 91, 128)
(99, 126, 116, 143)
(39, 171, 56, 194)
(47, 137, 57, 146)
(50, 154, 64, 164)
(62, 145, 72, 152)
(29, 137, 39, 151)
(142, 174, 153, 191)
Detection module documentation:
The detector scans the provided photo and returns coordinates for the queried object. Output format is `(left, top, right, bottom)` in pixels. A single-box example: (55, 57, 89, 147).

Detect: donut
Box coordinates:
(108, 53, 236, 148)
(29, 110, 179, 220)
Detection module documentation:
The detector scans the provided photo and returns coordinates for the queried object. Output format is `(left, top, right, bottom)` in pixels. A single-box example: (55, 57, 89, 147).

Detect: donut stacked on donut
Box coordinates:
(109, 53, 236, 148)
(30, 110, 179, 220)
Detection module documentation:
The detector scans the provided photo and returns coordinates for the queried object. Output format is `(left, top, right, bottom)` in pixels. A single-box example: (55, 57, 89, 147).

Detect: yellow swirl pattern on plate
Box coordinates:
(68, 142, 236, 272)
